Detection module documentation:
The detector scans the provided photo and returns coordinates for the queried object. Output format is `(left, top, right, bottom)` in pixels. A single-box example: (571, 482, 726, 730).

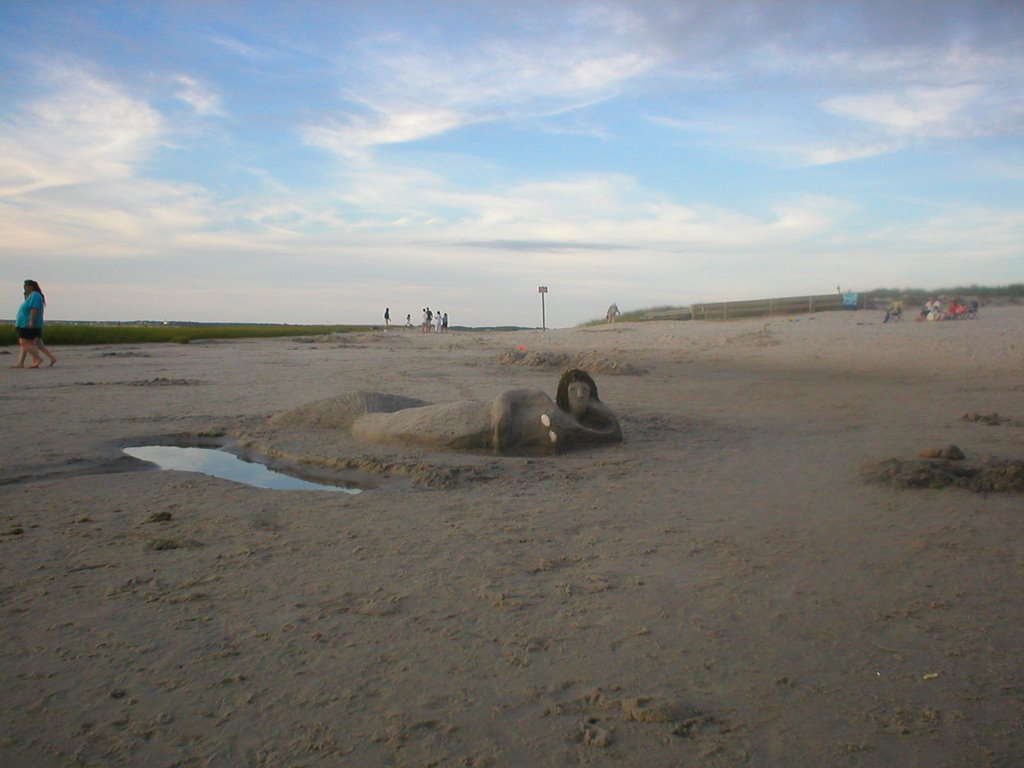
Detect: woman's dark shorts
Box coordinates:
(16, 327, 42, 341)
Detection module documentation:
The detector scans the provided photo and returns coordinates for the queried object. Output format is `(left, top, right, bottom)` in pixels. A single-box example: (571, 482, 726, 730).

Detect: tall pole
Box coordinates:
(538, 285, 548, 330)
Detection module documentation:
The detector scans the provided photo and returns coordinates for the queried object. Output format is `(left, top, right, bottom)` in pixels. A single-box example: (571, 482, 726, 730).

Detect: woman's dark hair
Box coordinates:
(24, 280, 45, 305)
(556, 369, 599, 411)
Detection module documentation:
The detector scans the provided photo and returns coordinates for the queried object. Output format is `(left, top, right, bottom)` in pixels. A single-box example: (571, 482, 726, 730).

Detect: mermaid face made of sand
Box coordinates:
(282, 369, 622, 455)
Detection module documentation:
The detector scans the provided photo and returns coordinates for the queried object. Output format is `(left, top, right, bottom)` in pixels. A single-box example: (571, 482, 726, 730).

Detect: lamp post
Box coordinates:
(538, 286, 548, 330)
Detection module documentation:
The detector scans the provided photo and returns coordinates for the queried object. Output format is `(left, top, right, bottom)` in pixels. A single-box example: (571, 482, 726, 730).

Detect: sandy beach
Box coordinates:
(1, 307, 1022, 767)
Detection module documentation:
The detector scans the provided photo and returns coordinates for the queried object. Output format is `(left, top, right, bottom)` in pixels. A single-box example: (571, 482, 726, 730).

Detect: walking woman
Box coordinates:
(13, 280, 57, 368)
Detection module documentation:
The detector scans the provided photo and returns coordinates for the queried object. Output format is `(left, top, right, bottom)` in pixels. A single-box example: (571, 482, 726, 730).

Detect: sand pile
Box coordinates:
(267, 391, 429, 429)
(863, 453, 1024, 493)
(497, 348, 647, 375)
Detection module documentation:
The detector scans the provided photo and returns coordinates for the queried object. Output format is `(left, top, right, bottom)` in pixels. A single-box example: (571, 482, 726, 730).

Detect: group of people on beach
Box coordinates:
(382, 307, 449, 332)
(11, 279, 57, 368)
(883, 297, 979, 323)
(917, 298, 978, 322)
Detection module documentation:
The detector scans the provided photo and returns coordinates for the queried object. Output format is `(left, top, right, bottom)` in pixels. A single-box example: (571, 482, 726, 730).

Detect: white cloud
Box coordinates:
(651, 29, 1024, 164)
(793, 139, 906, 166)
(1, 178, 213, 258)
(824, 84, 986, 136)
(0, 60, 219, 257)
(804, 41, 1024, 160)
(304, 12, 666, 158)
(173, 75, 224, 116)
(0, 62, 163, 195)
(303, 109, 466, 161)
(209, 35, 267, 60)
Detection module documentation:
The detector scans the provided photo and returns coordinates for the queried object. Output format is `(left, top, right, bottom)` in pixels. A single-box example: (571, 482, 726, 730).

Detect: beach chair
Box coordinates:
(965, 300, 979, 319)
(883, 300, 903, 323)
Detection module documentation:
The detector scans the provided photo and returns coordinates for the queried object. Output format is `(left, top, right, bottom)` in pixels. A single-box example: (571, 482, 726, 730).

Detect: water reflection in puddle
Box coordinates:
(124, 446, 361, 493)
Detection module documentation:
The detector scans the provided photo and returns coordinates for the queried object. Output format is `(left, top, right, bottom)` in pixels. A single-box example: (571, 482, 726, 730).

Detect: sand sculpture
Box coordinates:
(273, 369, 622, 455)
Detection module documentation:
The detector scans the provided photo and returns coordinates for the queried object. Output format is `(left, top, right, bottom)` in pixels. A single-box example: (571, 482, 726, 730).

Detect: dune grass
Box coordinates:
(1, 323, 367, 346)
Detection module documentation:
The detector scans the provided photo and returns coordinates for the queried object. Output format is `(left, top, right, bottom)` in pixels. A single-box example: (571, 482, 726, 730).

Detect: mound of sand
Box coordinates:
(268, 391, 429, 430)
(497, 349, 647, 375)
(863, 453, 1024, 493)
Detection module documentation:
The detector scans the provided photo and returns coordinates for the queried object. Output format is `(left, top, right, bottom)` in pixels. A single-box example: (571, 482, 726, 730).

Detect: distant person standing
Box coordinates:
(405, 313, 412, 328)
(435, 310, 443, 333)
(12, 279, 56, 368)
(384, 307, 390, 329)
(442, 312, 448, 333)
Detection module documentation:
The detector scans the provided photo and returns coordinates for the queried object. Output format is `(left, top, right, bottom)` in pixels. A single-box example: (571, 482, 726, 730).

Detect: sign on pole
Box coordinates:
(538, 286, 548, 330)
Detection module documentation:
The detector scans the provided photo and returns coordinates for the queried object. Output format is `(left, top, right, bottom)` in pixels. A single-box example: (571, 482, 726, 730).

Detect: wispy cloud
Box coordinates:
(0, 59, 218, 256)
(0, 60, 163, 195)
(173, 74, 224, 116)
(645, 19, 1024, 165)
(208, 34, 267, 60)
(304, 9, 665, 158)
(793, 139, 905, 166)
(799, 41, 1024, 162)
(819, 38, 1024, 140)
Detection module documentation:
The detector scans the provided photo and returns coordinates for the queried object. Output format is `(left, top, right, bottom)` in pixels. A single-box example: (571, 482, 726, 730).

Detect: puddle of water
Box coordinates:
(123, 445, 361, 494)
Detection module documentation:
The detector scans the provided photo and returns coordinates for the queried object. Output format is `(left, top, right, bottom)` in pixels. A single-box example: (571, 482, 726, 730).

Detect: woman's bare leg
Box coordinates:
(11, 346, 27, 367)
(36, 339, 57, 366)
(18, 338, 44, 368)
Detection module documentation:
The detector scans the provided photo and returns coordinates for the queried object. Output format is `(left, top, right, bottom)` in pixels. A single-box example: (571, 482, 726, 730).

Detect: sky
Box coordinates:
(1, 1, 1022, 327)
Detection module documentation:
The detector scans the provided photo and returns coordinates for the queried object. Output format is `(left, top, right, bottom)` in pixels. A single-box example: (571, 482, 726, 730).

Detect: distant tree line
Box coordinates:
(865, 283, 1024, 304)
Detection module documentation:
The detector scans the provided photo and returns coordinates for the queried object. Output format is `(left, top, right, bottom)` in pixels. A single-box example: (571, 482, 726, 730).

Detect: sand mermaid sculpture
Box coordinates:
(273, 369, 621, 455)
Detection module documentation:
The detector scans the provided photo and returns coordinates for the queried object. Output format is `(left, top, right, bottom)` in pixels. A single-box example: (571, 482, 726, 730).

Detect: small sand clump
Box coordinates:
(864, 453, 1024, 493)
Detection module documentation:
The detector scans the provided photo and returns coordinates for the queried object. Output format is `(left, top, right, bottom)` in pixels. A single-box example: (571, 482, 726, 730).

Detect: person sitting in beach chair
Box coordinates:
(947, 299, 966, 319)
(883, 299, 903, 323)
(965, 300, 980, 319)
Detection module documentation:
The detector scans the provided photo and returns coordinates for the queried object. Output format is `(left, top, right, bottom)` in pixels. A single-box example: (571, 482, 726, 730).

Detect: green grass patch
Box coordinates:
(1, 323, 368, 346)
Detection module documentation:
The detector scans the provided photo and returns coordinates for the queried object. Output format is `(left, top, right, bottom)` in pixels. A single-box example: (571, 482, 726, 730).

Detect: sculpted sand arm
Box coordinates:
(490, 388, 563, 453)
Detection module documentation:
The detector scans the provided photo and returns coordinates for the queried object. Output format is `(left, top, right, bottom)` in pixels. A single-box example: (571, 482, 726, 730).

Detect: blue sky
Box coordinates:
(2, 1, 1021, 326)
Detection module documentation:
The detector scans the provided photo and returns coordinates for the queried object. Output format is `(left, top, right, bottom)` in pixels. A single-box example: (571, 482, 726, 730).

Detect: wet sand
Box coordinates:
(1, 307, 1022, 766)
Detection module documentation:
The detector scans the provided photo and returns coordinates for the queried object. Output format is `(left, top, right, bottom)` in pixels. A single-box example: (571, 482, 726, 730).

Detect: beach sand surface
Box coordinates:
(1, 307, 1022, 767)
